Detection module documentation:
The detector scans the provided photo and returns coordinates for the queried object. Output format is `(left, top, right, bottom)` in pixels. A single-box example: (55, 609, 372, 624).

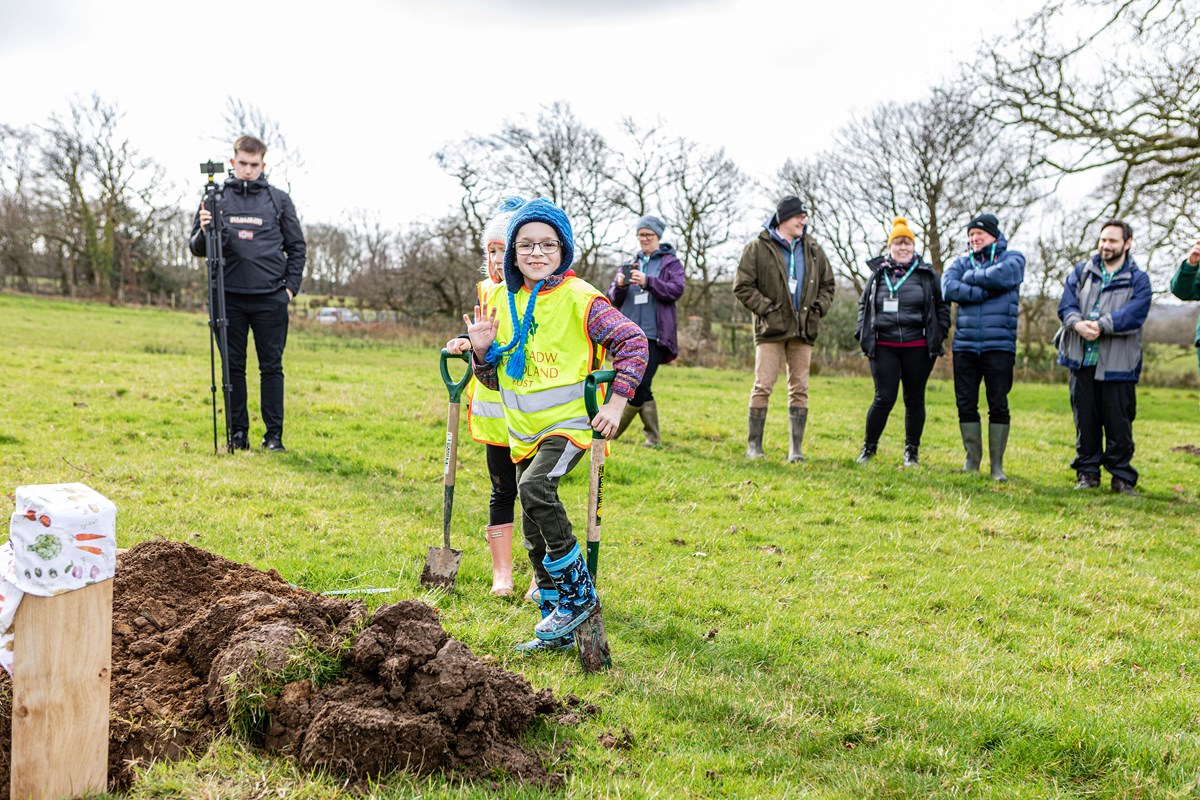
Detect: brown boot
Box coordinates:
(484, 523, 514, 596)
(640, 400, 661, 447)
(613, 403, 640, 441)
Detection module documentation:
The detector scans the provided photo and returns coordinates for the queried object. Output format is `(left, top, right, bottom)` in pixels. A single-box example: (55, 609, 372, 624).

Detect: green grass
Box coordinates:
(3, 292, 1200, 799)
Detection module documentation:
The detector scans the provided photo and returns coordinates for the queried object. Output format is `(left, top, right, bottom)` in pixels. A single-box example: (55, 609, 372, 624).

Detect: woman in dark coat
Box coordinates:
(854, 217, 951, 467)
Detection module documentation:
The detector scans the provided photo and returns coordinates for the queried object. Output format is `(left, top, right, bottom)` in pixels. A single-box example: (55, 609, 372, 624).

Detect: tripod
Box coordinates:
(202, 170, 234, 455)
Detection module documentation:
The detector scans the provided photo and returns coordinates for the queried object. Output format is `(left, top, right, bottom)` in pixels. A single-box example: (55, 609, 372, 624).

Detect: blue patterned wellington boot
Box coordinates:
(515, 589, 574, 653)
(534, 544, 599, 641)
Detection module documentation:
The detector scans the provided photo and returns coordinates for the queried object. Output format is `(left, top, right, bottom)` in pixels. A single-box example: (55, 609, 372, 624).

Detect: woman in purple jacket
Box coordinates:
(606, 215, 685, 446)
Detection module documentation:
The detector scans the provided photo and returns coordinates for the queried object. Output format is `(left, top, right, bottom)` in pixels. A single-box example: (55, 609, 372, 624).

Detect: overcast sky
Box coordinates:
(1, 0, 1049, 227)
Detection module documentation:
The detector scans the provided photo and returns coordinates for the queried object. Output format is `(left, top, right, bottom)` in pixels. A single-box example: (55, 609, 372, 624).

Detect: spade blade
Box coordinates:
(419, 546, 463, 590)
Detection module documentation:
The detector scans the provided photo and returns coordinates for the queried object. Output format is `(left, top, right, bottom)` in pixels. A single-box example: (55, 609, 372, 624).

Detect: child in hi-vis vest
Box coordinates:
(446, 197, 526, 597)
(464, 198, 647, 653)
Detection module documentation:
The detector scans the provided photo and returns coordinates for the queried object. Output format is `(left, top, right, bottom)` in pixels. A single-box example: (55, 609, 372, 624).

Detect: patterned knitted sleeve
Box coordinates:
(470, 353, 500, 391)
(587, 300, 648, 399)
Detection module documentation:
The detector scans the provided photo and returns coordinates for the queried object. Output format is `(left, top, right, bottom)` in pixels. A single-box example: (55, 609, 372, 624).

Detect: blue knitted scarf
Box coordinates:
(484, 279, 547, 381)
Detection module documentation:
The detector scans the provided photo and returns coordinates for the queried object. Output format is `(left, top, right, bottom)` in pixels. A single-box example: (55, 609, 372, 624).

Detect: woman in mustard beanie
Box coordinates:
(854, 217, 951, 467)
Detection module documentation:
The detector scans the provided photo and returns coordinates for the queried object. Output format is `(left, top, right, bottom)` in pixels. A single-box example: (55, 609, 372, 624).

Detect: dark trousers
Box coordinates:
(514, 435, 587, 591)
(953, 350, 1015, 424)
(631, 343, 668, 407)
(220, 289, 290, 439)
(865, 346, 936, 447)
(1069, 367, 1137, 484)
(485, 443, 518, 526)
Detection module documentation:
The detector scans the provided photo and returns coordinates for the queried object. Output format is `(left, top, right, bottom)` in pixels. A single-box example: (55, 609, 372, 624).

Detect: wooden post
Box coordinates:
(11, 579, 113, 800)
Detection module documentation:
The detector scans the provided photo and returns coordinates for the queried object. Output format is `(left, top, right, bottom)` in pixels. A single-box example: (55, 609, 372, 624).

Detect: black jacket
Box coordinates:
(189, 174, 306, 295)
(855, 256, 950, 359)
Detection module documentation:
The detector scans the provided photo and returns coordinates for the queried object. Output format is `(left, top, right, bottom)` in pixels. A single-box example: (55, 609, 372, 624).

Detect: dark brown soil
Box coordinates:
(0, 540, 566, 795)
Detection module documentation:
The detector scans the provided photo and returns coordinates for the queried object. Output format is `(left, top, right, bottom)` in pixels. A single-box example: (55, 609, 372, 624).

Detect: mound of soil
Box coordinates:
(0, 540, 566, 795)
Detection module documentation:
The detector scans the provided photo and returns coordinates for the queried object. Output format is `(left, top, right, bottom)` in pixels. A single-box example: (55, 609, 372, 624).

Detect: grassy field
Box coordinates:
(3, 292, 1200, 799)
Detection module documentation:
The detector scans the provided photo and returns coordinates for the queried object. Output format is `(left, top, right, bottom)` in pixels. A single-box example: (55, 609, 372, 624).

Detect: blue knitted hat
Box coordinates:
(502, 198, 575, 293)
(486, 199, 574, 382)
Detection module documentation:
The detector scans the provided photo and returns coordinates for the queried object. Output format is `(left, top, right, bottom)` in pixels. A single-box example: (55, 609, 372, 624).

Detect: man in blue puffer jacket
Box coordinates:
(942, 213, 1025, 480)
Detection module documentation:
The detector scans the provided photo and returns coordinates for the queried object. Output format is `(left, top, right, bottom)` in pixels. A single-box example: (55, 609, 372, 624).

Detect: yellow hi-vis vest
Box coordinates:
(466, 277, 509, 447)
(496, 277, 607, 462)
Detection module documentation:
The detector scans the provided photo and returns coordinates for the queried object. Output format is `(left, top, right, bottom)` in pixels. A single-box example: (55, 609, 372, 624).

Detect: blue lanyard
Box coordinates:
(882, 261, 918, 297)
(788, 240, 799, 279)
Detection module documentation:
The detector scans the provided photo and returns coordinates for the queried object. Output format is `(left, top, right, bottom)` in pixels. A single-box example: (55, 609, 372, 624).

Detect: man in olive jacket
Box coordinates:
(733, 196, 836, 462)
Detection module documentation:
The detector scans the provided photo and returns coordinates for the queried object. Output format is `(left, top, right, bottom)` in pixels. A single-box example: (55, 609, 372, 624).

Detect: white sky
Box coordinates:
(2, 0, 1050, 227)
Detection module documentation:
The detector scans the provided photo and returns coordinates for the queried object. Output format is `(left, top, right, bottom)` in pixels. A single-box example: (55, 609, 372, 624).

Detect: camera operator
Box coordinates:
(189, 135, 306, 452)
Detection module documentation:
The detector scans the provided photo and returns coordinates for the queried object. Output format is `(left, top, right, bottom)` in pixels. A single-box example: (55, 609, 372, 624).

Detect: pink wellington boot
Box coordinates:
(485, 523, 514, 596)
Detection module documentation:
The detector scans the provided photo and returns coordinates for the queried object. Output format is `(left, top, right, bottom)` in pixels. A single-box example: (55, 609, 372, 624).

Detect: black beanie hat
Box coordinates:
(771, 196, 808, 227)
(967, 213, 1002, 241)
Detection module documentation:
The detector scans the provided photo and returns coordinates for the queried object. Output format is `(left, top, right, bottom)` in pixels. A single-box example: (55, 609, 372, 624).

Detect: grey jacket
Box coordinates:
(1056, 254, 1152, 382)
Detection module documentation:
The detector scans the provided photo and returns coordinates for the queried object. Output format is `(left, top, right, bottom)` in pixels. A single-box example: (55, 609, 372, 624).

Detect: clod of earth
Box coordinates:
(0, 540, 573, 796)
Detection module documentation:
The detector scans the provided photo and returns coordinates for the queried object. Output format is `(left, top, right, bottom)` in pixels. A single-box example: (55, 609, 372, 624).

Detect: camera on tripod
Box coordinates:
(200, 160, 226, 176)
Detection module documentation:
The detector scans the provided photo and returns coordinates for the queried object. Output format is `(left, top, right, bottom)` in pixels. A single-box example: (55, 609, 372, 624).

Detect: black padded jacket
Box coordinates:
(189, 174, 306, 296)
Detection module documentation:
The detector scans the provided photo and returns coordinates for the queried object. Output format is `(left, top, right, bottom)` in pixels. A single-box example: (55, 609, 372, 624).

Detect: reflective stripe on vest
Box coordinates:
(466, 278, 510, 446)
(495, 276, 606, 461)
(471, 397, 505, 420)
(508, 415, 593, 443)
(499, 380, 585, 414)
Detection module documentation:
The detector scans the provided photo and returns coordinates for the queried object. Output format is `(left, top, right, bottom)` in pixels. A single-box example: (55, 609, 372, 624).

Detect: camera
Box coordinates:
(200, 160, 226, 176)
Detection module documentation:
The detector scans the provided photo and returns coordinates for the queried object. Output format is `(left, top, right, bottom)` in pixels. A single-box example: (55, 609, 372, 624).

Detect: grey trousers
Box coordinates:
(515, 435, 588, 590)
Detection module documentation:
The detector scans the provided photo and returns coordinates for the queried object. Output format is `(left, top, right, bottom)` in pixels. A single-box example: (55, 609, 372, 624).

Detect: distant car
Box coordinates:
(316, 307, 362, 325)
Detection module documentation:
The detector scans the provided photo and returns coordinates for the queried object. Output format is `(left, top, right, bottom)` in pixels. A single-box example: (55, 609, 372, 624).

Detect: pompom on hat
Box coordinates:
(887, 216, 917, 244)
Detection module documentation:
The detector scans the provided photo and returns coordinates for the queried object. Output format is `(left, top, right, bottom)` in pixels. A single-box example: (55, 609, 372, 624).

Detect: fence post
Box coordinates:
(10, 580, 113, 800)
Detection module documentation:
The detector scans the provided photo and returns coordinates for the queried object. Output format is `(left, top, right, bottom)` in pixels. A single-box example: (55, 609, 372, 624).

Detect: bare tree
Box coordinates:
(982, 0, 1200, 246)
(304, 222, 356, 295)
(344, 212, 400, 311)
(0, 124, 39, 291)
(433, 138, 491, 253)
(440, 102, 623, 285)
(223, 97, 304, 192)
(608, 117, 671, 217)
(666, 138, 748, 334)
(37, 94, 169, 302)
(778, 83, 1041, 286)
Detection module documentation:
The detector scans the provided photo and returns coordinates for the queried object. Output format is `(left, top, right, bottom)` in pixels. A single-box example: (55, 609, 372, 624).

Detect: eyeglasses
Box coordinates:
(636, 232, 657, 239)
(515, 240, 561, 255)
